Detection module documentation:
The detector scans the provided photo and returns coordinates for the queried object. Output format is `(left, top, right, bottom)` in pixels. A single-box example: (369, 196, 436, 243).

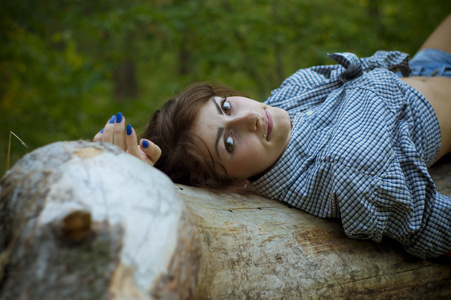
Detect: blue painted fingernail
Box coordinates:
(109, 115, 116, 124)
(100, 128, 104, 133)
(142, 140, 149, 149)
(126, 124, 132, 136)
(116, 112, 123, 123)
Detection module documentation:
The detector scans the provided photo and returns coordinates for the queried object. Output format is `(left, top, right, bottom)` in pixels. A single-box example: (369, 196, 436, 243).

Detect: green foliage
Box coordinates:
(1, 0, 450, 174)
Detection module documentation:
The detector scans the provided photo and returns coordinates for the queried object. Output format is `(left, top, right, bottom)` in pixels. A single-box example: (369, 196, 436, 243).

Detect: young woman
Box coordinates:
(94, 15, 451, 259)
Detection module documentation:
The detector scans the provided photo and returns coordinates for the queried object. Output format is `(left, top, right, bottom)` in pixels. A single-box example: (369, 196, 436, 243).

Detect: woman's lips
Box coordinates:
(265, 109, 273, 141)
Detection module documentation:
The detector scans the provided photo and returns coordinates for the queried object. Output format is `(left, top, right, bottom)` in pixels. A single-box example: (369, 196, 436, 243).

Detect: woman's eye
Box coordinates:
(221, 97, 231, 115)
(225, 135, 234, 153)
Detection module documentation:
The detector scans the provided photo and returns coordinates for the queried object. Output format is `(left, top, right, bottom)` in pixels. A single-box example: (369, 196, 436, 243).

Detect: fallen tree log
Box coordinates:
(0, 141, 450, 299)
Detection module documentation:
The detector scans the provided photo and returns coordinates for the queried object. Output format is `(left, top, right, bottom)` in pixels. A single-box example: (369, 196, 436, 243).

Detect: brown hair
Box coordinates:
(141, 83, 253, 193)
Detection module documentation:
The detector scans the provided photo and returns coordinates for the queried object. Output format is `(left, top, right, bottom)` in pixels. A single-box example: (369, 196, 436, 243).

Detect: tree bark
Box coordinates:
(1, 141, 450, 299)
(113, 59, 138, 101)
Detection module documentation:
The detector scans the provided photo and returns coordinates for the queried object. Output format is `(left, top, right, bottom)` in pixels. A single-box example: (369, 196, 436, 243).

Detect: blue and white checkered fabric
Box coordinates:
(253, 51, 451, 259)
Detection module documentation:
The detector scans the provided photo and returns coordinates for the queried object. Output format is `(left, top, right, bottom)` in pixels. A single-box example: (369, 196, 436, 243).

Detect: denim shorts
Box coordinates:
(409, 48, 451, 78)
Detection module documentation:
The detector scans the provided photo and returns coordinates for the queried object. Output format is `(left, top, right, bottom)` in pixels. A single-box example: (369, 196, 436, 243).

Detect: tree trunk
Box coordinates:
(1, 141, 450, 299)
(113, 59, 138, 101)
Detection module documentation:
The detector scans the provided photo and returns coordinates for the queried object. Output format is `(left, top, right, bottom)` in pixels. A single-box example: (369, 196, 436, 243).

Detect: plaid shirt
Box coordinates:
(253, 51, 451, 259)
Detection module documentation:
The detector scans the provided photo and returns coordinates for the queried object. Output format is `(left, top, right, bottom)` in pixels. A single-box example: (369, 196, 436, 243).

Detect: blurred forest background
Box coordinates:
(1, 0, 450, 175)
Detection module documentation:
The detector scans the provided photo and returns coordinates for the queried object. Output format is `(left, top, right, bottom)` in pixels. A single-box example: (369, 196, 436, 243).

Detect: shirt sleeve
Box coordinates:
(340, 160, 451, 259)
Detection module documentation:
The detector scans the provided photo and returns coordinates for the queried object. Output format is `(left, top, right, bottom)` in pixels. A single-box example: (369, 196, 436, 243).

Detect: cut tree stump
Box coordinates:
(0, 141, 200, 300)
(1, 141, 450, 299)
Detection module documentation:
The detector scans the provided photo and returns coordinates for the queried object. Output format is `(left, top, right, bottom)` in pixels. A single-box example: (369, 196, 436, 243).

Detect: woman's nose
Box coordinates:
(228, 111, 258, 131)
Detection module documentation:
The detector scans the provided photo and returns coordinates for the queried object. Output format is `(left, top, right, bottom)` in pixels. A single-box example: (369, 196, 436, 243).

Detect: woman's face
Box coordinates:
(191, 96, 292, 180)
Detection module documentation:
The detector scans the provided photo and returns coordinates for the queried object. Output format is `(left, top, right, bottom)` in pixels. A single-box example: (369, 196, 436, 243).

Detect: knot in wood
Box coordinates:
(60, 210, 92, 242)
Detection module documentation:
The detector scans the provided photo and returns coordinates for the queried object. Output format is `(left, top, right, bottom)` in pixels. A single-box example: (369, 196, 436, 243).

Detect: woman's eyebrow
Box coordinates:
(211, 97, 224, 159)
(212, 97, 224, 115)
(215, 127, 224, 159)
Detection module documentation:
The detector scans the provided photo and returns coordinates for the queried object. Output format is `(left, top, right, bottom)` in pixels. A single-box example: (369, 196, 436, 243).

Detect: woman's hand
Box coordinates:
(93, 112, 161, 166)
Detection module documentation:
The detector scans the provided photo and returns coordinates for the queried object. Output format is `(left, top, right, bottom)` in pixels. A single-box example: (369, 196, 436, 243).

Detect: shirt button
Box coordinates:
(306, 110, 314, 116)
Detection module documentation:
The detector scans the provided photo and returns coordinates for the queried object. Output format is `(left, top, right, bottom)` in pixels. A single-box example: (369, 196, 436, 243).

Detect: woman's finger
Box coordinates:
(125, 124, 141, 158)
(140, 139, 162, 166)
(93, 128, 104, 142)
(114, 112, 126, 150)
(125, 125, 161, 167)
(102, 115, 116, 144)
